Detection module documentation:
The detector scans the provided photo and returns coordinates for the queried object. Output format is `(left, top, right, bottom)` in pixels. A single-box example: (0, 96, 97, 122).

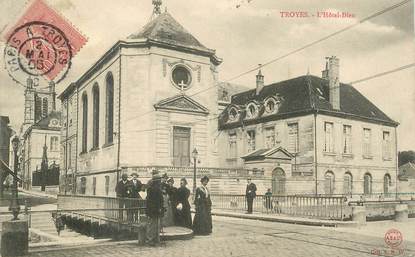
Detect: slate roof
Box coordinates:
(32, 111, 61, 130)
(23, 111, 61, 138)
(128, 12, 213, 54)
(219, 75, 398, 130)
(399, 162, 415, 180)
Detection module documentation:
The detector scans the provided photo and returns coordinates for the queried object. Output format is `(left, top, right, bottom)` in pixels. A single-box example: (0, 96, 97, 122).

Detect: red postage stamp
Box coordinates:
(2, 0, 87, 86)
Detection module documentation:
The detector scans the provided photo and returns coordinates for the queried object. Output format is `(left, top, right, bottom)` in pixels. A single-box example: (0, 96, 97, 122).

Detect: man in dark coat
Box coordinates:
(115, 173, 130, 221)
(245, 178, 257, 214)
(128, 173, 143, 222)
(145, 172, 164, 246)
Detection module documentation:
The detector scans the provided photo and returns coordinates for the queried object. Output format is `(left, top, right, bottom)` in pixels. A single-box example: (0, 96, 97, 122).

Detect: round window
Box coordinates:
(172, 65, 192, 90)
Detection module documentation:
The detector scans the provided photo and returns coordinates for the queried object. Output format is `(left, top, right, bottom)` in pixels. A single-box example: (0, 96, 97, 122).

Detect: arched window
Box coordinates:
(106, 73, 114, 144)
(272, 168, 286, 195)
(364, 173, 372, 195)
(42, 98, 48, 117)
(324, 171, 335, 195)
(343, 172, 353, 196)
(92, 84, 100, 148)
(81, 93, 88, 153)
(384, 174, 391, 195)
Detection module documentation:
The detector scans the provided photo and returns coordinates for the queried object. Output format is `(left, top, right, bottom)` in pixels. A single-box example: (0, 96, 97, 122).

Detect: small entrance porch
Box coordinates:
(241, 147, 294, 195)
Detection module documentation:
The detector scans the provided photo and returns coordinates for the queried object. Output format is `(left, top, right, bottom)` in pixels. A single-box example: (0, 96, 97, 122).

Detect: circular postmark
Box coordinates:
(3, 21, 72, 87)
(384, 229, 403, 248)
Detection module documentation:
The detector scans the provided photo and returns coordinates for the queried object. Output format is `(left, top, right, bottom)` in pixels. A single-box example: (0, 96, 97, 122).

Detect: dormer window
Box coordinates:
(228, 106, 239, 122)
(264, 97, 279, 114)
(246, 103, 258, 119)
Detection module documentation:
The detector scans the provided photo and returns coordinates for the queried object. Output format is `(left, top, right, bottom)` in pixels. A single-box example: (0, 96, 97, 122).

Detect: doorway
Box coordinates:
(272, 168, 286, 195)
(173, 126, 191, 166)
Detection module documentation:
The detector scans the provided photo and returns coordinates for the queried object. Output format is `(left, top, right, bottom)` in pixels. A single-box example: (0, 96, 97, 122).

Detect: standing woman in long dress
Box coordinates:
(192, 176, 212, 235)
(175, 178, 192, 228)
(161, 174, 175, 227)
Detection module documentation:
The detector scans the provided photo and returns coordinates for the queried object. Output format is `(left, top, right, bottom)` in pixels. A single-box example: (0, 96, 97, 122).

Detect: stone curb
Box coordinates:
(28, 228, 193, 254)
(211, 211, 359, 228)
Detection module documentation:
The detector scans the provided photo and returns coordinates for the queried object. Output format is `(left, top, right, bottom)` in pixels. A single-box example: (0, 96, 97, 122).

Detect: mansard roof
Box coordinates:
(154, 94, 209, 115)
(399, 162, 415, 180)
(219, 75, 398, 130)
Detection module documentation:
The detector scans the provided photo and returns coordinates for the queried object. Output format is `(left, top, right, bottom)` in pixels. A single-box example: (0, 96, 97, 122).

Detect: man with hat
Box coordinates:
(128, 173, 143, 222)
(115, 173, 130, 221)
(145, 170, 164, 246)
(245, 178, 257, 214)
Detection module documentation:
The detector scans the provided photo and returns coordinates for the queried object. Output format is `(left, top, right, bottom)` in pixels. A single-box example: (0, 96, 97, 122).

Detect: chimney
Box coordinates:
(256, 64, 264, 95)
(322, 56, 340, 110)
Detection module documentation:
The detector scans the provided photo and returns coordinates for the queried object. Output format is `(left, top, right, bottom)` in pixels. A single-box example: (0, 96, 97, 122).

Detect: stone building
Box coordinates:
(218, 57, 399, 196)
(0, 116, 12, 166)
(59, 6, 398, 197)
(0, 116, 13, 194)
(59, 9, 231, 196)
(20, 79, 61, 192)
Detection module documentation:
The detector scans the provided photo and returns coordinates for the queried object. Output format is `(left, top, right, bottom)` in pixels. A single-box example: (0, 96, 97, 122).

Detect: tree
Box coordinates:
(398, 151, 415, 167)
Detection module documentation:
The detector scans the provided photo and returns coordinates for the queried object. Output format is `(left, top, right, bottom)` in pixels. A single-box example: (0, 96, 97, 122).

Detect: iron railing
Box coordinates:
(57, 194, 146, 224)
(209, 194, 349, 220)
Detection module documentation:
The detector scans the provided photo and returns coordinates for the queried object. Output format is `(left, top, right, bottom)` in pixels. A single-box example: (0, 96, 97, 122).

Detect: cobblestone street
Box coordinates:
(25, 216, 415, 257)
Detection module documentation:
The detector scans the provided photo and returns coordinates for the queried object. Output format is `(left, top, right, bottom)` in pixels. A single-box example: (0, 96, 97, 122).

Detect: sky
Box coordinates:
(0, 0, 414, 150)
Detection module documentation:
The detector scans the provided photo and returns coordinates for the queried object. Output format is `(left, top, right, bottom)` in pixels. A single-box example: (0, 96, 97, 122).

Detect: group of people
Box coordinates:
(116, 170, 213, 246)
(115, 173, 143, 222)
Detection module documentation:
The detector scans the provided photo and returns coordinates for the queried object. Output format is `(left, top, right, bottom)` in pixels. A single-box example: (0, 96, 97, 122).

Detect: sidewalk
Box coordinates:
(19, 189, 57, 200)
(211, 209, 358, 227)
(324, 219, 415, 244)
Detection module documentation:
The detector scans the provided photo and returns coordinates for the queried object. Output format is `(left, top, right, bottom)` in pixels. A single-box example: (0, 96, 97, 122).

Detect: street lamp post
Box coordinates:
(10, 136, 20, 220)
(192, 148, 198, 194)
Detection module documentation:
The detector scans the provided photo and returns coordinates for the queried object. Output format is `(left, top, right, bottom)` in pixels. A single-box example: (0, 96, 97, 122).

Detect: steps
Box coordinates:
(29, 212, 94, 240)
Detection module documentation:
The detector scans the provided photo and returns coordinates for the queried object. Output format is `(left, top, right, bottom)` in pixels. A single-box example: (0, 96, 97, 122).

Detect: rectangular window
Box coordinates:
(363, 128, 372, 157)
(62, 145, 66, 170)
(80, 177, 86, 195)
(288, 123, 299, 153)
(68, 142, 72, 169)
(105, 176, 110, 196)
(265, 127, 275, 148)
(92, 177, 97, 196)
(50, 136, 59, 151)
(343, 125, 352, 154)
(324, 122, 334, 152)
(247, 130, 256, 152)
(229, 133, 237, 158)
(382, 131, 391, 159)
